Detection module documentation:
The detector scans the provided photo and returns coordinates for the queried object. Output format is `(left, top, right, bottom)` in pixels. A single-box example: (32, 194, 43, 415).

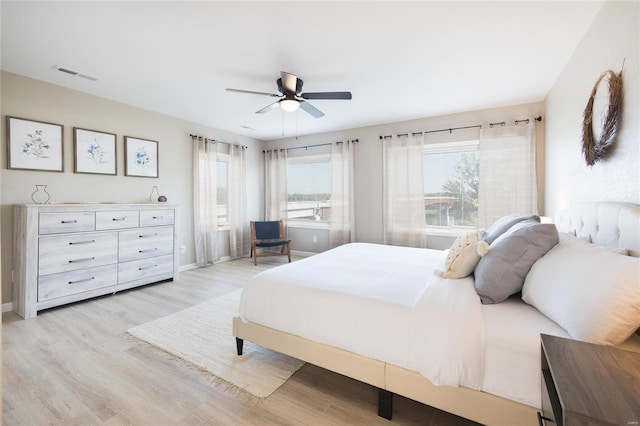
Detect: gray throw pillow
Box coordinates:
(482, 214, 540, 245)
(474, 220, 559, 304)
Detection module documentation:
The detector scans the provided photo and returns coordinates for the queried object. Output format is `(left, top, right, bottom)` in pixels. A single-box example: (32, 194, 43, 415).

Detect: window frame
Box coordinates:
(286, 152, 332, 227)
(423, 139, 479, 237)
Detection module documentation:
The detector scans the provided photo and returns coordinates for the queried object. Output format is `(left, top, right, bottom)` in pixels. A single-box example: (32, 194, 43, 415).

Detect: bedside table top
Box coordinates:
(541, 334, 640, 425)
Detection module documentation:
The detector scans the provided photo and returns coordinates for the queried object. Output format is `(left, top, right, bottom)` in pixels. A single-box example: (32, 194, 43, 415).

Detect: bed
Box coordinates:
(232, 202, 640, 425)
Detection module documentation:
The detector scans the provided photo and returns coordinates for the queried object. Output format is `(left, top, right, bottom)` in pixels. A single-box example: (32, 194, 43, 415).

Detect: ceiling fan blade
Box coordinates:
(226, 88, 280, 97)
(301, 91, 352, 100)
(256, 101, 280, 114)
(299, 100, 325, 118)
(280, 71, 298, 94)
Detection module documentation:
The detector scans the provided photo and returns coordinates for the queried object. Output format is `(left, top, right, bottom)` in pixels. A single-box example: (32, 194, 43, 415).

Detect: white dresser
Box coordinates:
(13, 203, 179, 319)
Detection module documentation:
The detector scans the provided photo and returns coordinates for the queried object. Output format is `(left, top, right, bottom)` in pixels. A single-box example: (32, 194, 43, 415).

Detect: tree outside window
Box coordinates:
(424, 141, 479, 229)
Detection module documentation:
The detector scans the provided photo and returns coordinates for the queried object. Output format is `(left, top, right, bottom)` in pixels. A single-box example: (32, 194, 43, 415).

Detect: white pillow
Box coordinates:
(522, 240, 640, 345)
(559, 231, 629, 255)
(439, 230, 488, 279)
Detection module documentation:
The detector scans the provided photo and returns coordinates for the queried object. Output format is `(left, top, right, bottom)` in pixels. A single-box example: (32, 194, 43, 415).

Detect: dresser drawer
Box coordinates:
(140, 209, 175, 227)
(118, 226, 174, 262)
(38, 232, 118, 275)
(118, 254, 173, 283)
(38, 264, 117, 302)
(39, 212, 95, 234)
(96, 210, 139, 230)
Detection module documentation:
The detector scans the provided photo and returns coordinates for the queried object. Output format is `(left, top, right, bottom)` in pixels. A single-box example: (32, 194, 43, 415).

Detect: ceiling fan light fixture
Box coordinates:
(280, 98, 300, 112)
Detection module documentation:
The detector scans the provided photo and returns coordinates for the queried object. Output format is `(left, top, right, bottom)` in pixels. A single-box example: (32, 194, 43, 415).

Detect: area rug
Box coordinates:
(127, 288, 304, 398)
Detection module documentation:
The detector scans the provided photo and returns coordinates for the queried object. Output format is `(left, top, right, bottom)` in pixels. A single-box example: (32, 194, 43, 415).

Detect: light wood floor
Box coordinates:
(2, 256, 479, 426)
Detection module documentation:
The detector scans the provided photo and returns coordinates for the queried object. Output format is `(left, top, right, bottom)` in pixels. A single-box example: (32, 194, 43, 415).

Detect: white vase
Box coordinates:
(31, 185, 50, 204)
(149, 186, 159, 203)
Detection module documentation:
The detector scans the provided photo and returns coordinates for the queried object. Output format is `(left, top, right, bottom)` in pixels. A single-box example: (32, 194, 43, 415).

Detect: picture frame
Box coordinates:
(73, 127, 117, 175)
(125, 136, 158, 178)
(6, 116, 64, 172)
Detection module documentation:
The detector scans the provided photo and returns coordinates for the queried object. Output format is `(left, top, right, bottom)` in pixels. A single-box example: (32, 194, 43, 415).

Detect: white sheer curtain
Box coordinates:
(228, 144, 249, 259)
(192, 136, 219, 265)
(264, 149, 288, 221)
(383, 133, 427, 248)
(478, 122, 537, 228)
(330, 140, 355, 248)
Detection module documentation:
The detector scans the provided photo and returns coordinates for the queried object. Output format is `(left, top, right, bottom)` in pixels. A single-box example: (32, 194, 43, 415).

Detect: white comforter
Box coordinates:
(239, 242, 485, 389)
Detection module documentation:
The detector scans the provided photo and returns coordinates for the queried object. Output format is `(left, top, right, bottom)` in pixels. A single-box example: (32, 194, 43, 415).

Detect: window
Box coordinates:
(286, 153, 331, 223)
(423, 140, 479, 232)
(217, 156, 228, 227)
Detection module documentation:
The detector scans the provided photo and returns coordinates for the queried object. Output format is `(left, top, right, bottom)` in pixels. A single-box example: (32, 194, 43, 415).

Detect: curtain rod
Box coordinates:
(378, 116, 542, 140)
(190, 134, 247, 149)
(263, 139, 359, 153)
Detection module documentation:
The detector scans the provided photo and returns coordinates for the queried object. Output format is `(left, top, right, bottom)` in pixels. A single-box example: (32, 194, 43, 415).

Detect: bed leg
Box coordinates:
(236, 337, 244, 355)
(378, 388, 393, 420)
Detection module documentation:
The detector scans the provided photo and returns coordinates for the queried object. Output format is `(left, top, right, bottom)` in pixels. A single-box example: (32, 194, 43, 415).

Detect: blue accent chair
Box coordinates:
(250, 220, 291, 265)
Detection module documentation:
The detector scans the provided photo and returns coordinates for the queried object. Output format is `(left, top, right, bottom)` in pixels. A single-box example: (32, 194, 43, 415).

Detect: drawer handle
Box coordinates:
(139, 264, 158, 271)
(112, 217, 127, 221)
(68, 277, 95, 285)
(61, 220, 78, 224)
(139, 248, 158, 253)
(68, 257, 95, 263)
(139, 233, 158, 238)
(69, 239, 95, 245)
(152, 216, 163, 219)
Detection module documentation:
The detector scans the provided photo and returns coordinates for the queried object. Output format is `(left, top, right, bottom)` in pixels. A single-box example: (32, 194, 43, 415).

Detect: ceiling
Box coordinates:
(1, 1, 604, 141)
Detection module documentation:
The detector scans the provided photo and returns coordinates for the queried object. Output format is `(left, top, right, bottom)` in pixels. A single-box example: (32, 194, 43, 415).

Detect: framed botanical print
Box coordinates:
(7, 116, 64, 172)
(125, 136, 158, 178)
(73, 127, 117, 175)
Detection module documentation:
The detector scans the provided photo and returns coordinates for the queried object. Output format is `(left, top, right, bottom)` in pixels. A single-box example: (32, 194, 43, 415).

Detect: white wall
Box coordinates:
(544, 0, 639, 215)
(268, 101, 544, 253)
(0, 71, 264, 304)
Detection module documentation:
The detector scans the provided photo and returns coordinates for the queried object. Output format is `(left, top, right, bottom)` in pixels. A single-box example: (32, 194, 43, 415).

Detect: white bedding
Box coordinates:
(481, 297, 570, 408)
(240, 242, 484, 389)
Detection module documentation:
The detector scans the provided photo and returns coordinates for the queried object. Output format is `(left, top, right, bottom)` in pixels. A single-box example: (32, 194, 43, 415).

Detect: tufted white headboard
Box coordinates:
(555, 202, 640, 257)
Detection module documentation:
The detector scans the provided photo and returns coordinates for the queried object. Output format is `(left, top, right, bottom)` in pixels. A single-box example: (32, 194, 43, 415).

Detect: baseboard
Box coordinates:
(180, 255, 238, 271)
(2, 302, 13, 313)
(179, 263, 200, 272)
(291, 250, 317, 258)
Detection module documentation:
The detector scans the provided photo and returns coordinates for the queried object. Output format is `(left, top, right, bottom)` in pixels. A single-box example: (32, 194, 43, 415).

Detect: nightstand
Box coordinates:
(539, 334, 640, 426)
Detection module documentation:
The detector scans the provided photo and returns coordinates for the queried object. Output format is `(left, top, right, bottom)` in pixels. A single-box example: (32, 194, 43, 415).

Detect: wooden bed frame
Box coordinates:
(233, 202, 640, 425)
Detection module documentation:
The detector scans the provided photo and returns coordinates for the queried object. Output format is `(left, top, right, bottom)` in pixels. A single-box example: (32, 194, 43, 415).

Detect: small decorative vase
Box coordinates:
(149, 186, 160, 203)
(158, 195, 167, 203)
(31, 185, 50, 204)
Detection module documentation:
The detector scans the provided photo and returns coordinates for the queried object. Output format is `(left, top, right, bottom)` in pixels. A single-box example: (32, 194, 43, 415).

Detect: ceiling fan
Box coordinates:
(226, 71, 352, 119)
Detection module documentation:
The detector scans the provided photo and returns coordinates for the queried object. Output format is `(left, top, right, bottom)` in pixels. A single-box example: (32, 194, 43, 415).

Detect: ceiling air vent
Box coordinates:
(54, 66, 97, 81)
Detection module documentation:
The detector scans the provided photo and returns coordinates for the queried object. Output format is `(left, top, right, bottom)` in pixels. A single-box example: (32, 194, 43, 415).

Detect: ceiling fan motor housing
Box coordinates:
(277, 77, 304, 95)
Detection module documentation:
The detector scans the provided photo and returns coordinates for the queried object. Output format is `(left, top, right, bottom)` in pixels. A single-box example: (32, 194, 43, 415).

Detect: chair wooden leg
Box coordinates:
(287, 243, 291, 263)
